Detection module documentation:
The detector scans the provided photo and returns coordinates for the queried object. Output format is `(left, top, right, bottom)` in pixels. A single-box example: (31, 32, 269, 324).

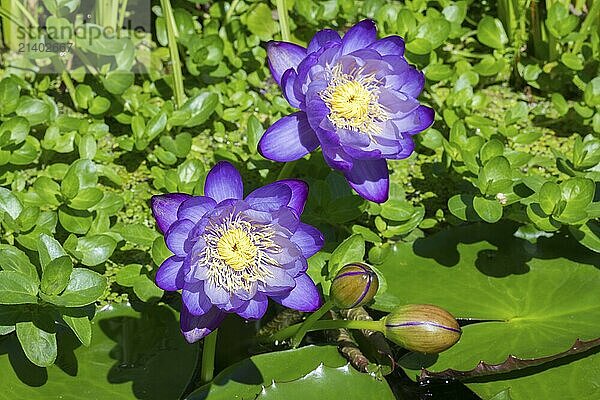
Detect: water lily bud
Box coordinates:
(383, 304, 461, 353)
(330, 263, 379, 309)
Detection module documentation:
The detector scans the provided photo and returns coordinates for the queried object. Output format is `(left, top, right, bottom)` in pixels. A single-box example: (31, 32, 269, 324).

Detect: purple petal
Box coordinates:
(394, 105, 435, 135)
(177, 196, 217, 224)
(307, 29, 341, 53)
(271, 274, 321, 312)
(151, 193, 191, 233)
(344, 158, 389, 203)
(165, 219, 194, 256)
(258, 112, 320, 162)
(341, 20, 377, 55)
(290, 223, 324, 258)
(182, 281, 213, 316)
(368, 36, 405, 56)
(204, 161, 244, 203)
(155, 256, 185, 291)
(236, 293, 268, 320)
(386, 68, 425, 98)
(204, 278, 230, 306)
(321, 144, 354, 171)
(281, 69, 302, 108)
(246, 182, 292, 212)
(266, 41, 307, 85)
(276, 179, 308, 214)
(180, 305, 225, 344)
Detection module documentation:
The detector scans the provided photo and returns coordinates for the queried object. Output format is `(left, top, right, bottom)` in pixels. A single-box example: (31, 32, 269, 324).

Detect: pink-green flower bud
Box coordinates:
(330, 263, 379, 309)
(383, 304, 461, 353)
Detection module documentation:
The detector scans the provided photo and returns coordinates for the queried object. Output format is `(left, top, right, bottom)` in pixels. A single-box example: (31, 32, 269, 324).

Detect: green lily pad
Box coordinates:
(373, 222, 600, 398)
(0, 303, 198, 400)
(187, 345, 394, 400)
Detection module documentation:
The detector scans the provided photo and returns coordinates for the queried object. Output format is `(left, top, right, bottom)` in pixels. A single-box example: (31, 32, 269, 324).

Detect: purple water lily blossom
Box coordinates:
(259, 20, 434, 203)
(151, 161, 324, 343)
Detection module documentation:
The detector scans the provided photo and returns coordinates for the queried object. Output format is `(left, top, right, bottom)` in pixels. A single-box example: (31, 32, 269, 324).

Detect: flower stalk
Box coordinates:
(291, 299, 334, 348)
(200, 329, 218, 384)
(269, 319, 384, 343)
(160, 0, 186, 108)
(275, 0, 291, 42)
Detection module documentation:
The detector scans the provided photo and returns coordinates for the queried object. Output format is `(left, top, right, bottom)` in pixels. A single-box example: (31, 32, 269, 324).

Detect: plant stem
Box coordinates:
(268, 319, 384, 343)
(275, 0, 291, 42)
(160, 0, 186, 108)
(117, 0, 129, 35)
(291, 300, 334, 348)
(200, 329, 218, 384)
(573, 0, 600, 54)
(224, 0, 240, 24)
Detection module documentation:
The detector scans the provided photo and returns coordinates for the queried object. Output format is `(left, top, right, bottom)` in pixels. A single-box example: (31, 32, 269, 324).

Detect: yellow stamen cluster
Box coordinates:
(217, 228, 258, 271)
(199, 212, 280, 293)
(320, 64, 388, 135)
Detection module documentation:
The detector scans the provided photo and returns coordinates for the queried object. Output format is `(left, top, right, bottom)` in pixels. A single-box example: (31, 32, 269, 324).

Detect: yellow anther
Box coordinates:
(320, 64, 388, 135)
(217, 228, 257, 271)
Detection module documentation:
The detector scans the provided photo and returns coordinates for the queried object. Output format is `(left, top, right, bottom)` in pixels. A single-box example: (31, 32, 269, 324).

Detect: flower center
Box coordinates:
(198, 211, 280, 294)
(217, 228, 258, 271)
(320, 64, 388, 135)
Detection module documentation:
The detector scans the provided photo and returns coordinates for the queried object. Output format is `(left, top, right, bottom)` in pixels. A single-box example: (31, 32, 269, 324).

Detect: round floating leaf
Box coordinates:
(0, 303, 198, 399)
(188, 346, 394, 399)
(373, 223, 600, 377)
(257, 364, 395, 399)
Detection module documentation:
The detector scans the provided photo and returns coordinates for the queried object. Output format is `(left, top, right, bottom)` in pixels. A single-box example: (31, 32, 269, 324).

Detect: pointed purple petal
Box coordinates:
(341, 20, 377, 55)
(368, 36, 405, 56)
(344, 158, 389, 203)
(177, 196, 217, 224)
(151, 193, 192, 233)
(165, 219, 194, 256)
(307, 29, 341, 53)
(276, 179, 308, 214)
(246, 182, 292, 212)
(204, 161, 244, 203)
(290, 223, 324, 258)
(180, 305, 225, 344)
(394, 105, 435, 135)
(181, 281, 213, 316)
(236, 293, 268, 320)
(281, 69, 302, 108)
(258, 112, 320, 162)
(155, 256, 185, 291)
(266, 41, 307, 85)
(271, 273, 321, 312)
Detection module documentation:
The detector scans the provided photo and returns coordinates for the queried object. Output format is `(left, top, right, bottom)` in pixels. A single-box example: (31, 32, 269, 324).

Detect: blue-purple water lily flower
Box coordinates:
(151, 161, 324, 343)
(259, 20, 434, 203)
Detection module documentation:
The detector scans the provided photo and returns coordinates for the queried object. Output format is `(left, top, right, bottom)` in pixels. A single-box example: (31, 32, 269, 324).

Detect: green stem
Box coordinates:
(269, 319, 384, 343)
(573, 0, 600, 54)
(224, 0, 241, 24)
(117, 0, 129, 35)
(50, 56, 79, 110)
(160, 0, 186, 108)
(276, 160, 297, 180)
(275, 0, 291, 42)
(200, 329, 218, 384)
(291, 300, 334, 348)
